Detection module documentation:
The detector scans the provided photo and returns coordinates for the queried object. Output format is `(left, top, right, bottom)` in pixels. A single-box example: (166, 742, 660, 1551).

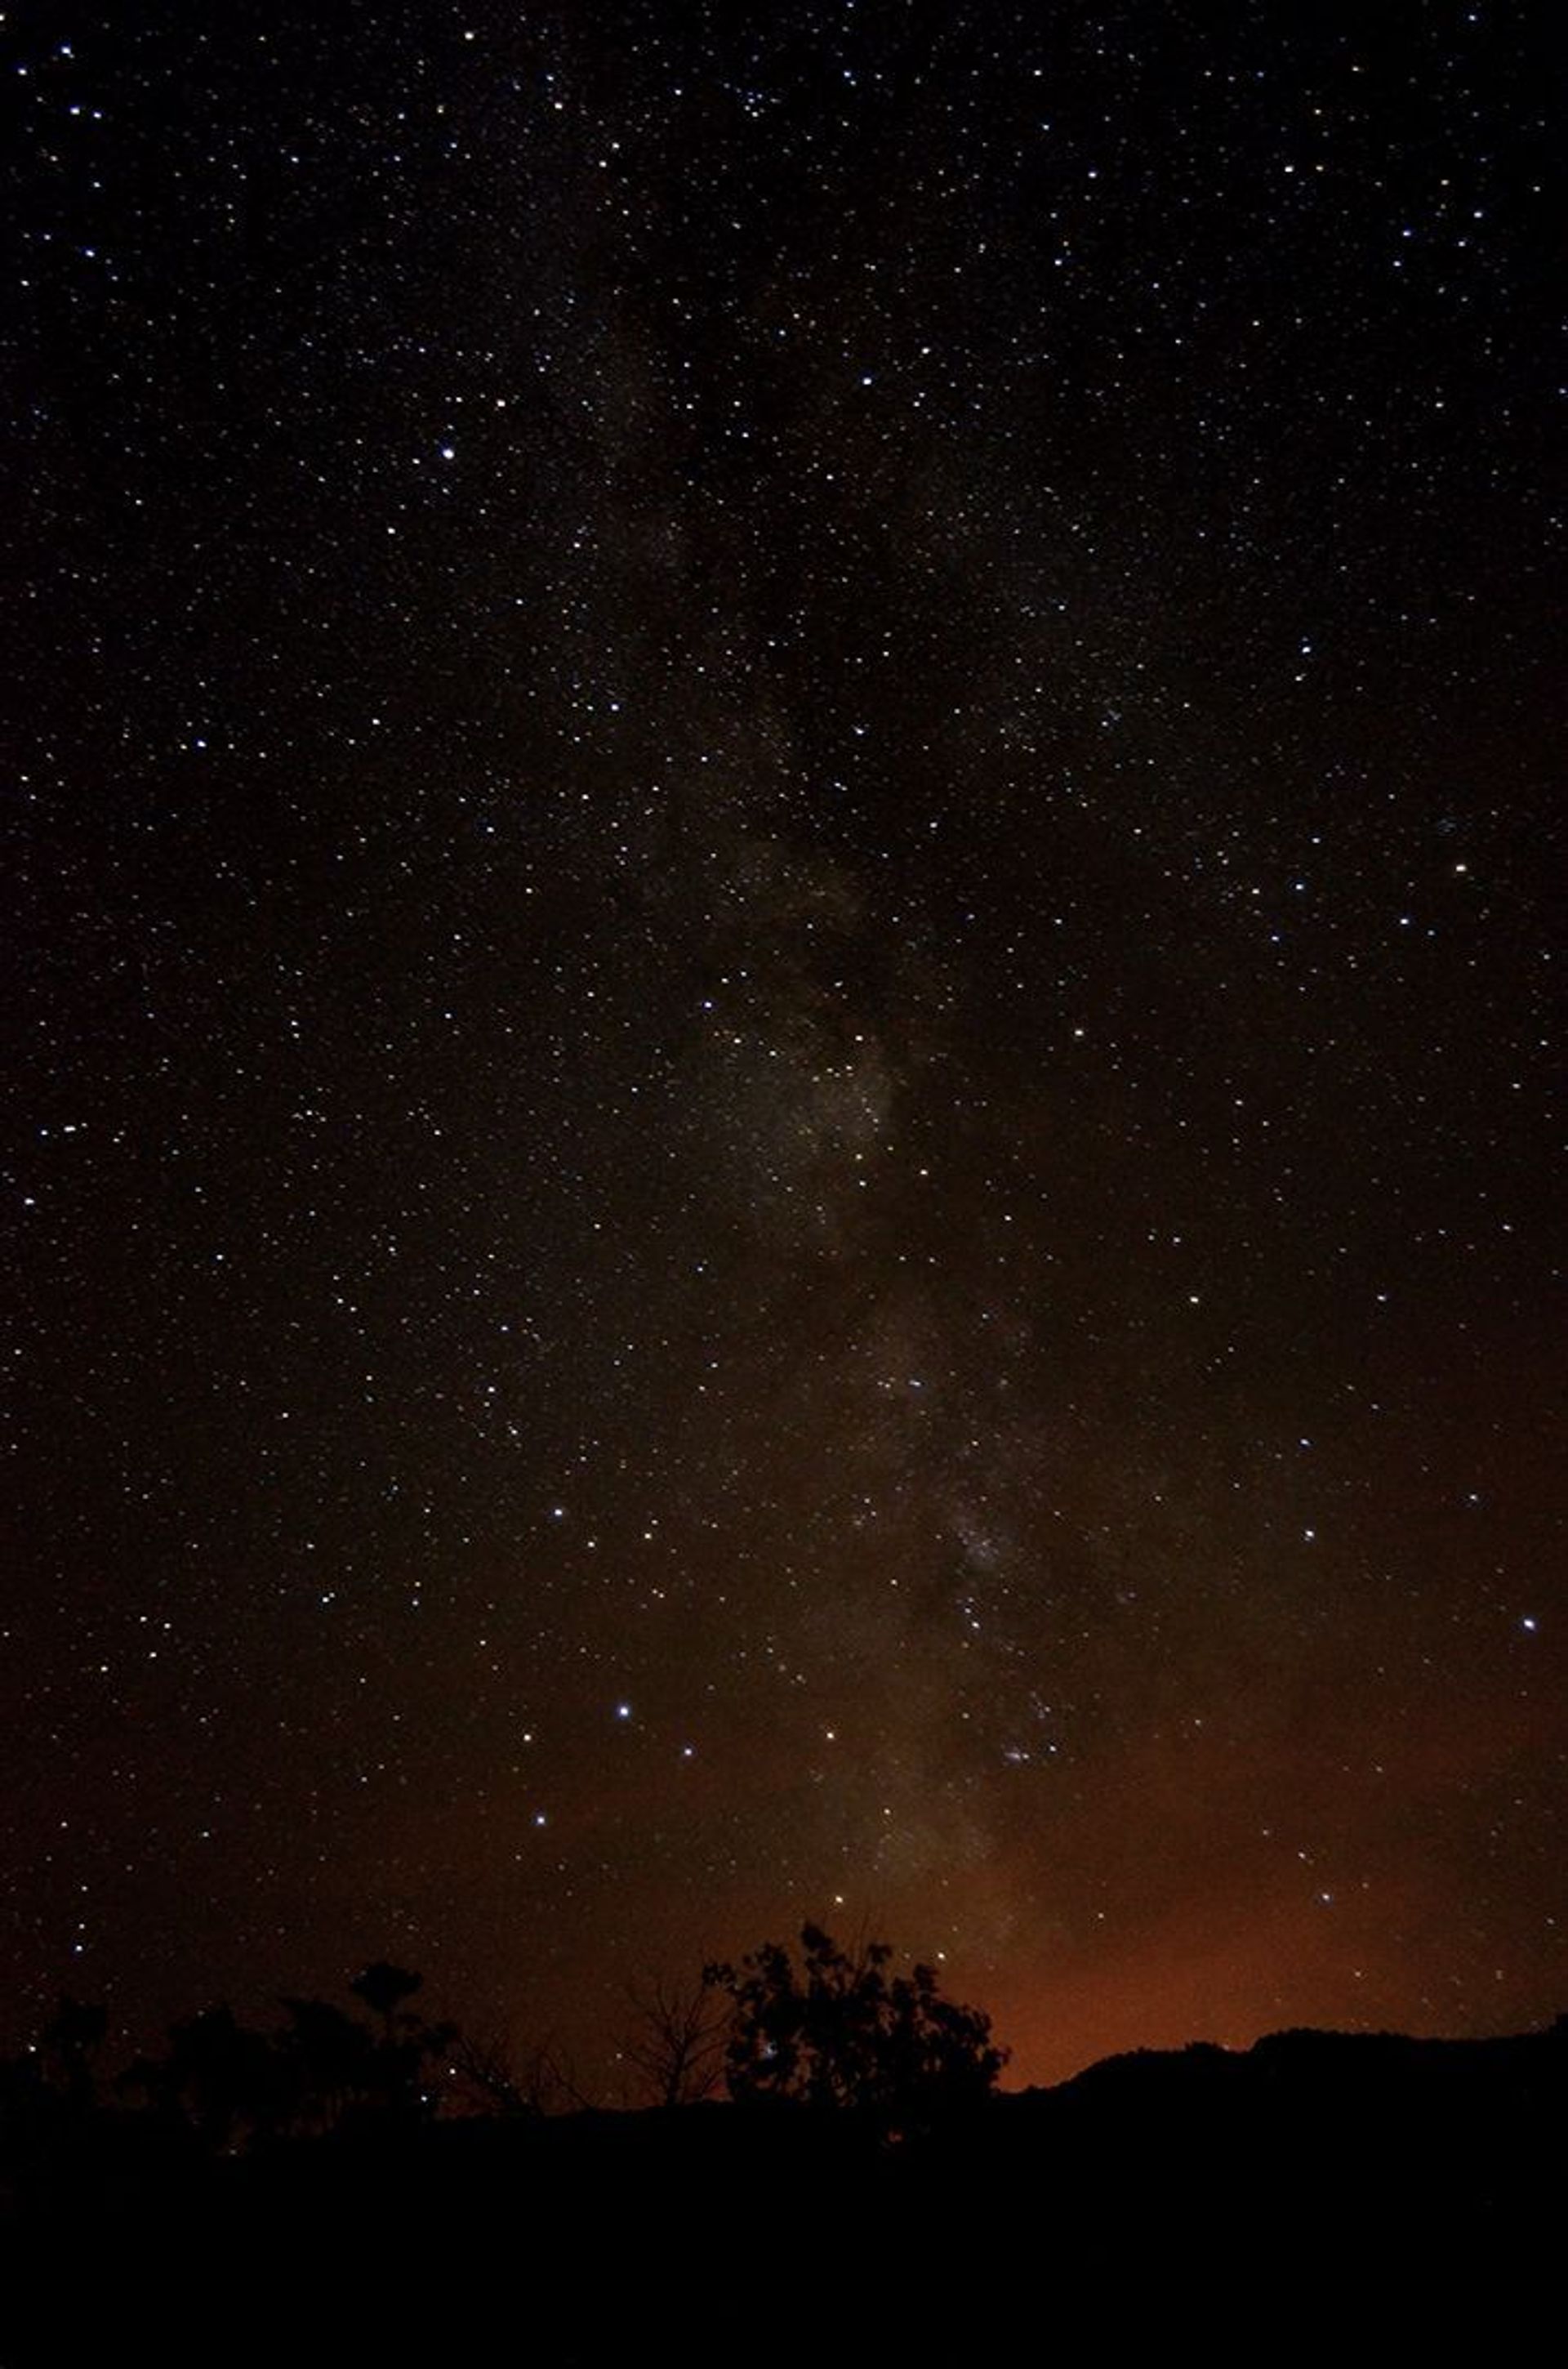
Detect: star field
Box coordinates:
(3, 2, 1561, 2085)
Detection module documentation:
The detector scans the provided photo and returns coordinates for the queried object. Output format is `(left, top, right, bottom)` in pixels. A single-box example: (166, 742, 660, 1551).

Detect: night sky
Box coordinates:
(5, 2, 1561, 2090)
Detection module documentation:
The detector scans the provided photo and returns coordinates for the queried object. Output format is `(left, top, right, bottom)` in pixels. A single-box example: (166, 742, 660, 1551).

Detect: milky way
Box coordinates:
(4, 2, 1561, 2086)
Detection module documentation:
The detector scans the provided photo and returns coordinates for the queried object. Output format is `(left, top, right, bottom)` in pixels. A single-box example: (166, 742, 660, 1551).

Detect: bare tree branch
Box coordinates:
(622, 1974, 730, 2108)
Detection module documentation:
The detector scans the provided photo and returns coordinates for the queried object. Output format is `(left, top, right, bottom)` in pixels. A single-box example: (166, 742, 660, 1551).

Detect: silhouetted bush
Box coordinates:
(703, 1924, 1006, 2137)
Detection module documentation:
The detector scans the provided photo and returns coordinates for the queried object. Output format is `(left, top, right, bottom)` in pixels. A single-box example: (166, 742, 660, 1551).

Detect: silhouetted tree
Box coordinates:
(350, 1961, 423, 2033)
(276, 1995, 378, 2135)
(516, 2039, 593, 2116)
(445, 2028, 533, 2119)
(622, 1974, 729, 2108)
(39, 1996, 108, 2112)
(705, 1925, 1006, 2138)
(142, 2004, 278, 2150)
(348, 1962, 454, 2120)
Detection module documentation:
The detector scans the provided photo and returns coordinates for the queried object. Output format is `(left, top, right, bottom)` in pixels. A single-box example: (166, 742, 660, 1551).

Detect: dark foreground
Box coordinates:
(4, 2021, 1562, 2363)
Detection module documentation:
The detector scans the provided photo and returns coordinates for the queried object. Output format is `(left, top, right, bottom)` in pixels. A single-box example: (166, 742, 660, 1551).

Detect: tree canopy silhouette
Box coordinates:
(704, 1925, 1006, 2136)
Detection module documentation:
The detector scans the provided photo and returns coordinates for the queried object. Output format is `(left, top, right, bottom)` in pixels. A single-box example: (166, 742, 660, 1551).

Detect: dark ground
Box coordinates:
(4, 2020, 1562, 2362)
